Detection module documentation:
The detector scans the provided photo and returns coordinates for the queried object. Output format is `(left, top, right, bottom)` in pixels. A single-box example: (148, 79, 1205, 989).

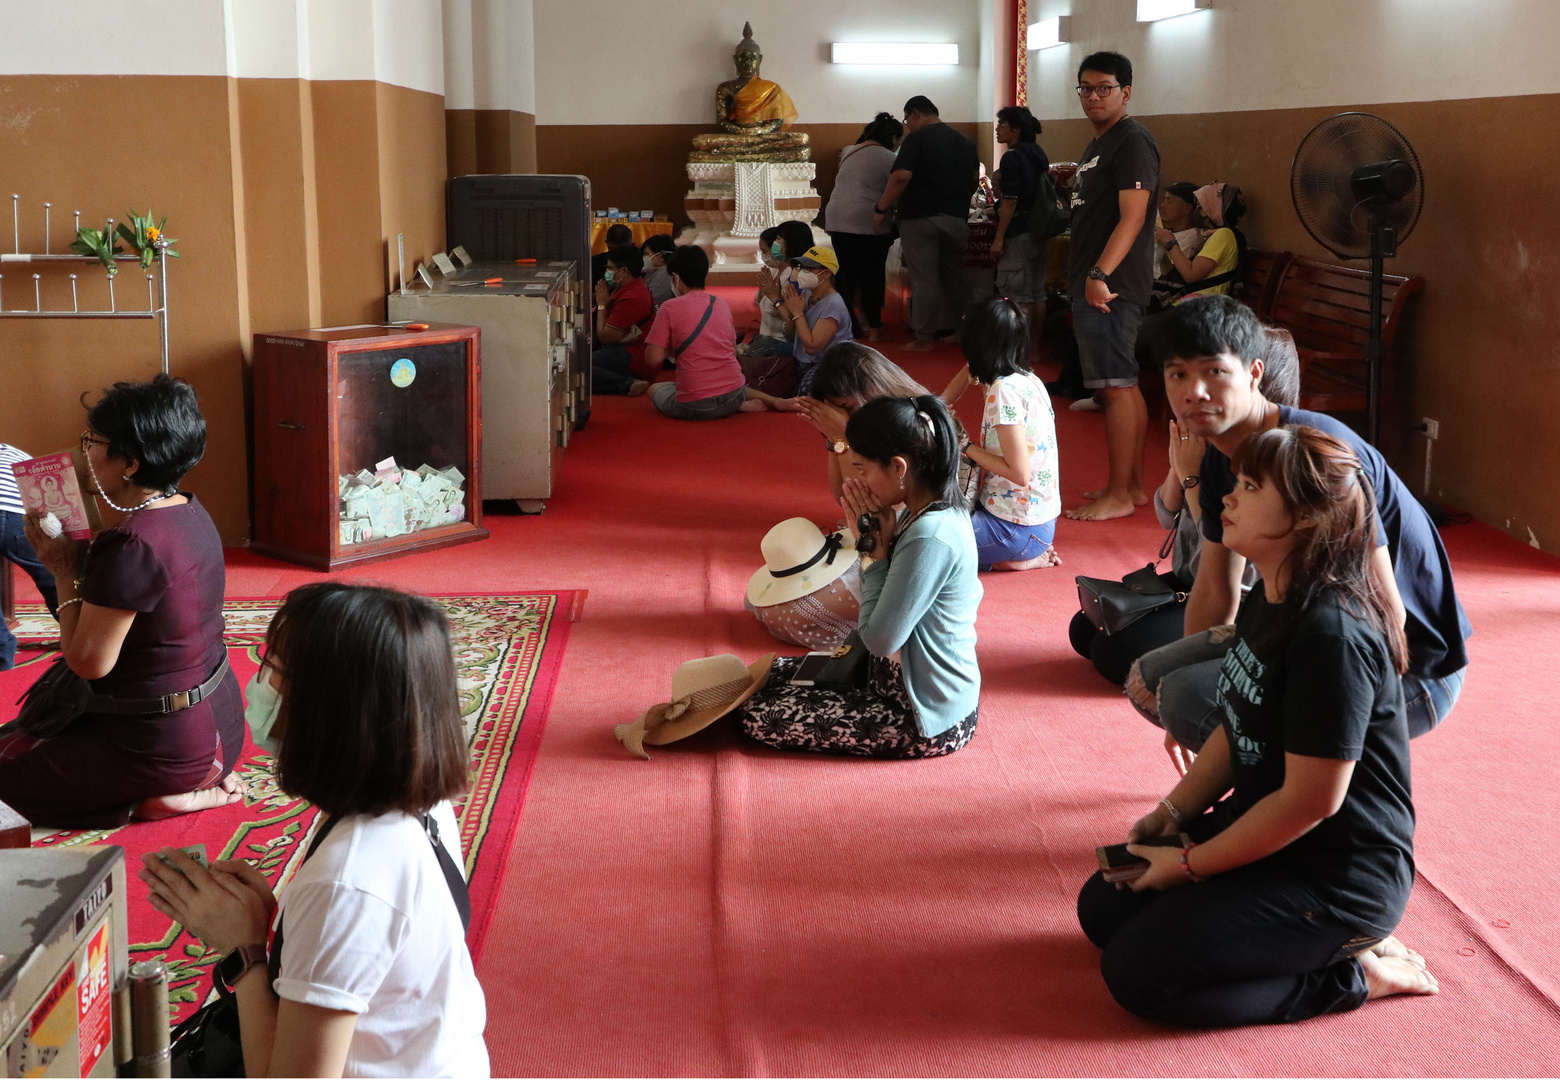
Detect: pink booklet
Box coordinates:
(12, 451, 93, 540)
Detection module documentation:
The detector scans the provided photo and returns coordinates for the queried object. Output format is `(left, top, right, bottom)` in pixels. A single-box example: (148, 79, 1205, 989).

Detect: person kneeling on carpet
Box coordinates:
(141, 582, 490, 1077)
(732, 395, 982, 758)
(1076, 426, 1437, 1028)
(0, 374, 245, 828)
(745, 517, 861, 652)
(642, 245, 751, 421)
(942, 297, 1062, 571)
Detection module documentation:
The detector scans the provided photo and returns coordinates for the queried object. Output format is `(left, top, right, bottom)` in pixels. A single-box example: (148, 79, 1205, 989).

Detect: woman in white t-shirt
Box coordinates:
(141, 583, 488, 1078)
(943, 297, 1062, 571)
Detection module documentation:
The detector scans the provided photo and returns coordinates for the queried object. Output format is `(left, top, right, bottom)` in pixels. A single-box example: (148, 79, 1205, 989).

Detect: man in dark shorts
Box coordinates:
(1140, 296, 1471, 771)
(873, 96, 980, 351)
(1065, 51, 1160, 522)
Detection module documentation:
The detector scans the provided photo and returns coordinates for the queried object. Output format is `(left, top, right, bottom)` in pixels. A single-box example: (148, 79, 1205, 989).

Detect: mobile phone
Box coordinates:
(789, 652, 834, 687)
(1095, 833, 1186, 883)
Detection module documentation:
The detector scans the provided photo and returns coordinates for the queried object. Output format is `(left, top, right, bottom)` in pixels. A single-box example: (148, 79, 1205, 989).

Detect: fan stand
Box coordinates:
(1364, 209, 1397, 447)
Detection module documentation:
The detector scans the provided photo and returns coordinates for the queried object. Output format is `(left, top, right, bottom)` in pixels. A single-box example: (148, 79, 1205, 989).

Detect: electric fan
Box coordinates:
(1290, 112, 1424, 444)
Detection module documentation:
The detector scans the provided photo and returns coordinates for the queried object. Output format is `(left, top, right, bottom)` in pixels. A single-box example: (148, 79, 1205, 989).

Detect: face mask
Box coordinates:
(603, 269, 617, 286)
(244, 669, 282, 755)
(759, 249, 782, 269)
(770, 241, 784, 259)
(642, 255, 654, 272)
(795, 270, 821, 291)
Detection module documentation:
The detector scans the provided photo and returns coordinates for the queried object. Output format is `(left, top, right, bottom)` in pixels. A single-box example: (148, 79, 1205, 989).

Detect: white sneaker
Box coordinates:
(1070, 396, 1103, 412)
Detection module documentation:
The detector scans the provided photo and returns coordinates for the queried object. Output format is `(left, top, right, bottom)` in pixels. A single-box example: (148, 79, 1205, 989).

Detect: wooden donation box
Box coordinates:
(388, 262, 577, 507)
(251, 324, 488, 570)
(1, 847, 129, 1077)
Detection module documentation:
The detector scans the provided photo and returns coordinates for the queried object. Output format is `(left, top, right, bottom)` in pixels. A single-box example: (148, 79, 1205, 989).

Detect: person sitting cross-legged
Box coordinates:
(590, 244, 657, 396)
(642, 245, 750, 421)
(1077, 425, 1439, 1028)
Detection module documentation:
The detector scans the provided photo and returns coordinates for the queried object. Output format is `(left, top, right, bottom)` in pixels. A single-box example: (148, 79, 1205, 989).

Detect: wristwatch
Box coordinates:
(830, 439, 848, 455)
(1087, 266, 1109, 282)
(215, 943, 268, 991)
(1181, 475, 1200, 490)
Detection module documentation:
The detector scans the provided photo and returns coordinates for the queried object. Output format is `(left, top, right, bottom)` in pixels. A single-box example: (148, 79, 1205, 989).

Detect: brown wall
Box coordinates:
(1041, 96, 1560, 553)
(535, 121, 985, 233)
(447, 109, 538, 177)
(0, 75, 250, 542)
(0, 75, 449, 545)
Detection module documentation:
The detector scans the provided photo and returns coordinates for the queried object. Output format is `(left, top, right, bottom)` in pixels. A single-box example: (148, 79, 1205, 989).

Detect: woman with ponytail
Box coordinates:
(1077, 425, 1437, 1028)
(823, 111, 903, 341)
(735, 395, 981, 758)
(991, 105, 1051, 327)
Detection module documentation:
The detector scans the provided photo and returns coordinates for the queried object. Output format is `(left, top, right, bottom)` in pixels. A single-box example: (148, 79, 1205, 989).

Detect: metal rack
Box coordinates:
(0, 194, 172, 373)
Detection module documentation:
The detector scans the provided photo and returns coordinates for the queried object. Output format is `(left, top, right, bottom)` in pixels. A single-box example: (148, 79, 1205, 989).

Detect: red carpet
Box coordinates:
(7, 290, 1558, 1072)
(4, 591, 575, 1016)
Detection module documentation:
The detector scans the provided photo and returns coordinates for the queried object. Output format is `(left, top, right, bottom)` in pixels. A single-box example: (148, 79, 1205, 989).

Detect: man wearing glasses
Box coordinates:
(1064, 51, 1160, 522)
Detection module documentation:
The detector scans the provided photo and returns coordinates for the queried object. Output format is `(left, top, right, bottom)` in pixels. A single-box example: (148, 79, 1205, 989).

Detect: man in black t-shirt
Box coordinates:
(1064, 51, 1160, 523)
(1143, 297, 1470, 765)
(873, 96, 979, 351)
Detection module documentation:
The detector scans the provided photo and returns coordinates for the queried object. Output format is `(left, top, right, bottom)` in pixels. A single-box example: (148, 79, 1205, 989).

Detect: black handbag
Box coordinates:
(1074, 520, 1186, 636)
(170, 812, 471, 1077)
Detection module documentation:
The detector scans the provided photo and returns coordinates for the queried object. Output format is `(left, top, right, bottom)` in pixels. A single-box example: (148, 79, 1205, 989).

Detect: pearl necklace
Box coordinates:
(83, 453, 173, 514)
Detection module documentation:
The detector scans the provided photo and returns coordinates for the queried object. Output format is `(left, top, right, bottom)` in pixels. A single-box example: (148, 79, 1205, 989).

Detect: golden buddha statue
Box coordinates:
(690, 23, 810, 163)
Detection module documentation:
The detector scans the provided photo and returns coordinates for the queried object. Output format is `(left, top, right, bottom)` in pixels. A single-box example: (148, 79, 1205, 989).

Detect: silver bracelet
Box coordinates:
(1159, 797, 1186, 829)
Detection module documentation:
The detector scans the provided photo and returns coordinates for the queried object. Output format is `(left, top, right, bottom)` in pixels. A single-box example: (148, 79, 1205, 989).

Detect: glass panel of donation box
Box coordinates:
(335, 342, 471, 547)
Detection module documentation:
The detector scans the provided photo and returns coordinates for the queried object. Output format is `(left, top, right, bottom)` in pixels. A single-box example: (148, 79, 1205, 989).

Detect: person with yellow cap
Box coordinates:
(778, 245, 855, 396)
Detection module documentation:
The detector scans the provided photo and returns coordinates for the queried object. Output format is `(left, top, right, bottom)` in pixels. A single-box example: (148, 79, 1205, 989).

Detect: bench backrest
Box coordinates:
(1270, 257, 1424, 357)
(1240, 249, 1293, 320)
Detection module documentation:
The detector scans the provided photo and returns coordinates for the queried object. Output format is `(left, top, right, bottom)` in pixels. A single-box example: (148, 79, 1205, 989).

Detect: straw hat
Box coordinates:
(746, 517, 856, 608)
(614, 653, 776, 760)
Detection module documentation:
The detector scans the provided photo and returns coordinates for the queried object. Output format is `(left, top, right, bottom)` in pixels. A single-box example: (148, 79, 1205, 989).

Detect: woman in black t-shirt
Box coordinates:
(1077, 425, 1438, 1027)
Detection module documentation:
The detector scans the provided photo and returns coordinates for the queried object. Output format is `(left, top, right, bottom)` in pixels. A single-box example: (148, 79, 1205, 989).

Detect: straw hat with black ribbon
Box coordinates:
(614, 653, 776, 760)
(746, 517, 856, 609)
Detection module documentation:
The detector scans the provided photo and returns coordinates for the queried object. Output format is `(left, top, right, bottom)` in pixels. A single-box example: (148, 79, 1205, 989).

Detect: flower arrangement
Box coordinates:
(69, 210, 180, 274)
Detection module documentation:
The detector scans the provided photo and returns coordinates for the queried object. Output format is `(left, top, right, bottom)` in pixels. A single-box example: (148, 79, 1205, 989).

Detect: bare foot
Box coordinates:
(1081, 488, 1147, 505)
(901, 339, 937, 353)
(1370, 936, 1428, 968)
(1359, 948, 1439, 1000)
(134, 775, 247, 821)
(627, 380, 649, 397)
(992, 547, 1062, 571)
(739, 398, 770, 412)
(1066, 492, 1138, 521)
(865, 327, 888, 343)
(772, 397, 806, 413)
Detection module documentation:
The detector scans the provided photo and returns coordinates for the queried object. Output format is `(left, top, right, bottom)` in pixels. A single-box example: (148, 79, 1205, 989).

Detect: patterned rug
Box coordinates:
(4, 591, 577, 1019)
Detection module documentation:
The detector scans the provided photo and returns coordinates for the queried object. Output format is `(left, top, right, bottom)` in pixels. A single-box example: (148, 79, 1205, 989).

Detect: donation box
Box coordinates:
(251, 324, 488, 570)
(0, 847, 129, 1078)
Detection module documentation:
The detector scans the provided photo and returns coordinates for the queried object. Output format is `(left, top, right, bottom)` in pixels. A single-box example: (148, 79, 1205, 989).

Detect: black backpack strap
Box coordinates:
(422, 814, 472, 931)
(266, 814, 342, 987)
(673, 295, 718, 359)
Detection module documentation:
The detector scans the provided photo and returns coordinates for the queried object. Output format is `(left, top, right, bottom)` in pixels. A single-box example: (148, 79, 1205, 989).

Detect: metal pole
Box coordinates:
(157, 241, 169, 374)
(1365, 210, 1386, 447)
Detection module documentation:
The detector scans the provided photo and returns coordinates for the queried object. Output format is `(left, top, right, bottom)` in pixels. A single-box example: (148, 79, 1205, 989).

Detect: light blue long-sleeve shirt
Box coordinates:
(858, 506, 983, 736)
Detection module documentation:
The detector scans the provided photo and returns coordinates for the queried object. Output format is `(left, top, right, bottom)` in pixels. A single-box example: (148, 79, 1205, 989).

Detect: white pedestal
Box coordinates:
(681, 161, 824, 277)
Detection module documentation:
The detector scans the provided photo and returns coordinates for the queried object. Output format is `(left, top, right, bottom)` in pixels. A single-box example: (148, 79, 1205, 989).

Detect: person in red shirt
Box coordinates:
(642, 246, 749, 420)
(591, 245, 657, 395)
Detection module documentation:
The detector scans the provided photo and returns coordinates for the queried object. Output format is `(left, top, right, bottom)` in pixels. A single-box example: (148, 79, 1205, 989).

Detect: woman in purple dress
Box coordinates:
(0, 374, 244, 828)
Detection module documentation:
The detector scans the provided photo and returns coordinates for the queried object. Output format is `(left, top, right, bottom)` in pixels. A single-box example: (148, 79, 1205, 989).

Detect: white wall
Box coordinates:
(1027, 0, 1560, 121)
(0, 0, 445, 94)
(533, 0, 982, 125)
(442, 0, 535, 112)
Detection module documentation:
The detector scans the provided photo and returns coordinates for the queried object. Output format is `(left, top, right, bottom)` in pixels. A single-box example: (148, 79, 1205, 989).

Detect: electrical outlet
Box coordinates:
(1421, 417, 1440, 440)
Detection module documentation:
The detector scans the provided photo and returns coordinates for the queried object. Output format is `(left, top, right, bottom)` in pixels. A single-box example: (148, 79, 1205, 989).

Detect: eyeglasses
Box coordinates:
(80, 431, 110, 455)
(1076, 84, 1122, 99)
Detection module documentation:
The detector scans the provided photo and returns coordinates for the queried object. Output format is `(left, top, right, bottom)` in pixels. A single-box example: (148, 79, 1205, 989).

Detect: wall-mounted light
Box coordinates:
(1027, 16, 1071, 51)
(830, 43, 960, 65)
(1137, 0, 1211, 21)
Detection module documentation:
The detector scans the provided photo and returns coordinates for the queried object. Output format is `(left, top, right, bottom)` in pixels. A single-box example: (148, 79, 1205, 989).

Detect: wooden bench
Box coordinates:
(1237, 249, 1293, 320)
(1266, 256, 1424, 432)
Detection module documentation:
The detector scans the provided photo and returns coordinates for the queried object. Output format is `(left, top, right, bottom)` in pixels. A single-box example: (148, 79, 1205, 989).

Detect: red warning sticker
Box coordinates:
(77, 919, 112, 1074)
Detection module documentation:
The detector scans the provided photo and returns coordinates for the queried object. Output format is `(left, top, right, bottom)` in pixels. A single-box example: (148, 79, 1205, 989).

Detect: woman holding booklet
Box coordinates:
(1076, 426, 1438, 1027)
(0, 374, 245, 827)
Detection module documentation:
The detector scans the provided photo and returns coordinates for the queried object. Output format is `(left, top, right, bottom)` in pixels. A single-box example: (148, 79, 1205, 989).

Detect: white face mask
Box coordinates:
(759, 249, 782, 269)
(642, 255, 655, 272)
(244, 668, 282, 755)
(795, 270, 821, 291)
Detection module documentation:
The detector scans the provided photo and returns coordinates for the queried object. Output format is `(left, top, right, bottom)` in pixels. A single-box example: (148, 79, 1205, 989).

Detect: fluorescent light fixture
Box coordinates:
(830, 43, 960, 65)
(1027, 16, 1071, 50)
(1137, 0, 1211, 21)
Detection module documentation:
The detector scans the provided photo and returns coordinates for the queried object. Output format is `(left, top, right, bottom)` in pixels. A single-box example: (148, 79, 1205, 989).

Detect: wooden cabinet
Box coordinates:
(250, 324, 488, 570)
